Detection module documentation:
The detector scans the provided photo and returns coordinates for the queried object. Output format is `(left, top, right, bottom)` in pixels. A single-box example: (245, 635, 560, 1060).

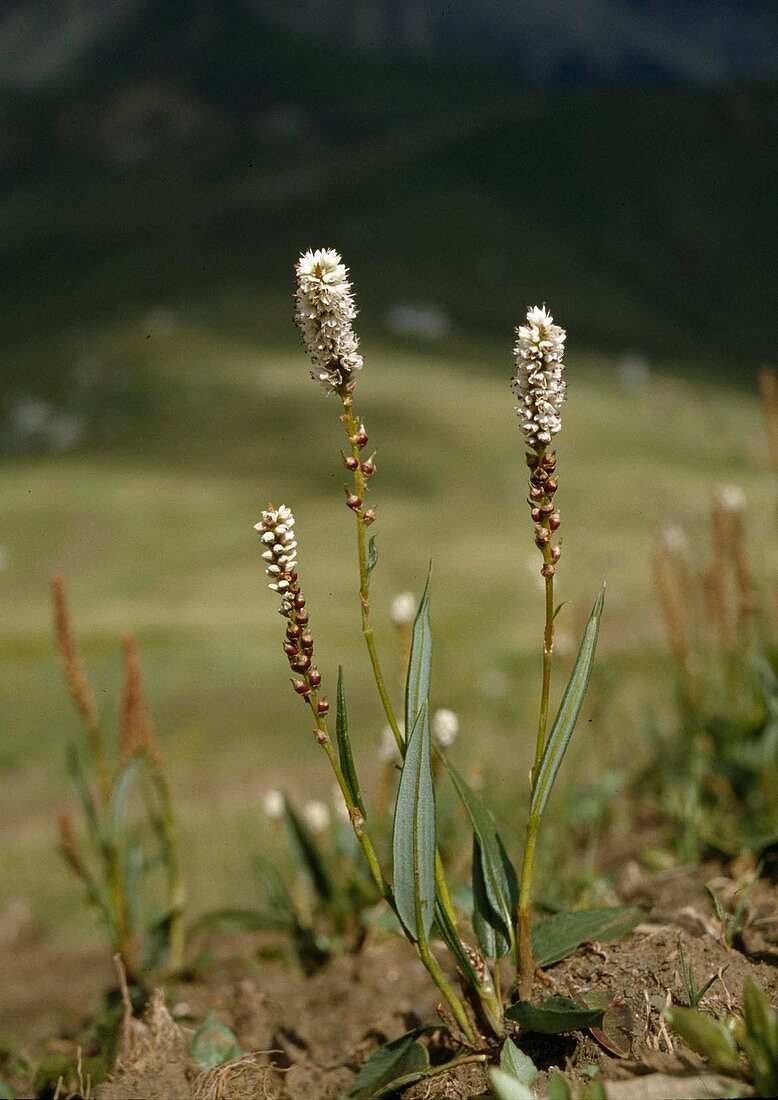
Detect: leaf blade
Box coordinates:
(392, 704, 436, 941)
(336, 667, 366, 815)
(404, 567, 432, 740)
(532, 905, 647, 968)
(530, 587, 605, 817)
(348, 1029, 430, 1099)
(505, 995, 604, 1035)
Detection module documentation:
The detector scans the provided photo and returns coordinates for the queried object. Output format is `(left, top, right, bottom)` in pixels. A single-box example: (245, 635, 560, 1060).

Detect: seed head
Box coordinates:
(294, 248, 363, 395)
(511, 305, 566, 448)
(254, 503, 298, 605)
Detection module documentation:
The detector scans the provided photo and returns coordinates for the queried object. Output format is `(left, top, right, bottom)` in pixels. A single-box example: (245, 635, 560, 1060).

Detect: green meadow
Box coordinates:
(2, 303, 774, 941)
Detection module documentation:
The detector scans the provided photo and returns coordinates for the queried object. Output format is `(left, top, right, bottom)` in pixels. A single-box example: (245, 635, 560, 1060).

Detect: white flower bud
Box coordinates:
(303, 800, 331, 834)
(263, 788, 284, 821)
(294, 249, 363, 395)
(432, 708, 459, 747)
(390, 591, 416, 625)
(510, 305, 566, 448)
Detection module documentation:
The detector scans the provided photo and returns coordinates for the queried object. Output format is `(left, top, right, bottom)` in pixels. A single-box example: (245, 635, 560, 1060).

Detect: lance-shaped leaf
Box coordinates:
(392, 704, 436, 941)
(348, 1029, 431, 1099)
(283, 795, 333, 901)
(336, 667, 365, 815)
(405, 567, 432, 740)
(532, 905, 647, 968)
(506, 995, 604, 1035)
(66, 744, 101, 846)
(530, 587, 605, 817)
(432, 894, 481, 987)
(442, 757, 517, 960)
(107, 755, 143, 845)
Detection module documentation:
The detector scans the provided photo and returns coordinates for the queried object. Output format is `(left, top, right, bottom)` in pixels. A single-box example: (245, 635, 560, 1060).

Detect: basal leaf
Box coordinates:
(405, 567, 432, 741)
(283, 795, 333, 901)
(530, 587, 605, 816)
(432, 895, 481, 987)
(532, 905, 647, 968)
(663, 1006, 739, 1075)
(336, 667, 365, 815)
(443, 758, 517, 959)
(392, 704, 436, 942)
(191, 1015, 241, 1070)
(107, 756, 143, 845)
(254, 856, 296, 916)
(505, 995, 604, 1035)
(489, 1067, 536, 1100)
(472, 838, 510, 960)
(348, 1029, 430, 1099)
(500, 1038, 539, 1086)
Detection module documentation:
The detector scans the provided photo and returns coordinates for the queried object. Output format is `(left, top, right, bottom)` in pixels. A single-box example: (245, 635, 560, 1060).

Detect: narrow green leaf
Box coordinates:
(366, 535, 378, 583)
(191, 907, 293, 934)
(500, 1038, 539, 1086)
(432, 895, 481, 987)
(443, 757, 517, 959)
(336, 667, 366, 815)
(472, 837, 508, 960)
(348, 1029, 430, 1099)
(489, 1067, 536, 1100)
(532, 905, 647, 968)
(66, 743, 101, 844)
(530, 587, 605, 816)
(405, 567, 432, 740)
(505, 996, 604, 1035)
(191, 1015, 241, 1070)
(392, 704, 436, 941)
(283, 795, 333, 901)
(107, 756, 142, 844)
(254, 856, 296, 917)
(663, 1006, 740, 1075)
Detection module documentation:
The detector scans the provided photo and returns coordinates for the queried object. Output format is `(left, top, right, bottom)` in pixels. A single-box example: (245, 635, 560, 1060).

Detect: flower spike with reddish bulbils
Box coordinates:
(254, 503, 328, 713)
(294, 248, 363, 395)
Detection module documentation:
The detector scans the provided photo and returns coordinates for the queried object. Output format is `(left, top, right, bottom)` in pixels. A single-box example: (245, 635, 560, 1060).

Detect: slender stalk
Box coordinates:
(517, 812, 539, 999)
(517, 444, 559, 997)
(340, 396, 403, 750)
(339, 395, 462, 933)
(305, 696, 475, 1041)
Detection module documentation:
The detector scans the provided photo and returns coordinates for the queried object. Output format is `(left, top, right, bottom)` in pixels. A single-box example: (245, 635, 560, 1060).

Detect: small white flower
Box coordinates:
(303, 800, 331, 834)
(379, 724, 402, 762)
(717, 485, 746, 513)
(432, 708, 459, 747)
(254, 503, 298, 602)
(510, 304, 566, 448)
(294, 248, 363, 395)
(661, 524, 689, 555)
(263, 788, 284, 821)
(390, 591, 416, 626)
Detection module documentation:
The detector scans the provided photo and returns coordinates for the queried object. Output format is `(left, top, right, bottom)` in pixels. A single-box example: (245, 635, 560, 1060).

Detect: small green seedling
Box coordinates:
(677, 937, 725, 1008)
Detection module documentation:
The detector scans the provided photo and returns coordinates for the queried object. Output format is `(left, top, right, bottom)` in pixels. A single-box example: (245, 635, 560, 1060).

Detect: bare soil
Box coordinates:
(2, 859, 776, 1099)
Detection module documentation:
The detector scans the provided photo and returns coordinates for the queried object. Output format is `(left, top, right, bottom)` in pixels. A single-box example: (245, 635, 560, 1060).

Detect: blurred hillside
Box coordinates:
(0, 0, 776, 380)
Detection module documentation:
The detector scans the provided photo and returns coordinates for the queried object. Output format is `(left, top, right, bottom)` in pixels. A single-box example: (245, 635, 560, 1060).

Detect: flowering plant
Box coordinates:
(253, 249, 642, 1088)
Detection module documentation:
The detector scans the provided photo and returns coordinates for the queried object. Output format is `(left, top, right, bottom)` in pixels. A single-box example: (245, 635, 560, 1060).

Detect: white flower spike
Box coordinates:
(295, 248, 363, 395)
(511, 305, 566, 448)
(263, 788, 284, 821)
(254, 503, 297, 600)
(303, 800, 331, 834)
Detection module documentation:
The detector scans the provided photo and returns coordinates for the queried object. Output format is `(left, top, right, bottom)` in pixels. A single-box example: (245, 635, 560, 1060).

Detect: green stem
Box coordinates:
(517, 812, 539, 999)
(518, 444, 557, 998)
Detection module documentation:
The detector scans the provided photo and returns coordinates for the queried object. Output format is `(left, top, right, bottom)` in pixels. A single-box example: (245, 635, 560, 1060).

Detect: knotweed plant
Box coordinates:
(52, 574, 185, 987)
(253, 248, 638, 1086)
